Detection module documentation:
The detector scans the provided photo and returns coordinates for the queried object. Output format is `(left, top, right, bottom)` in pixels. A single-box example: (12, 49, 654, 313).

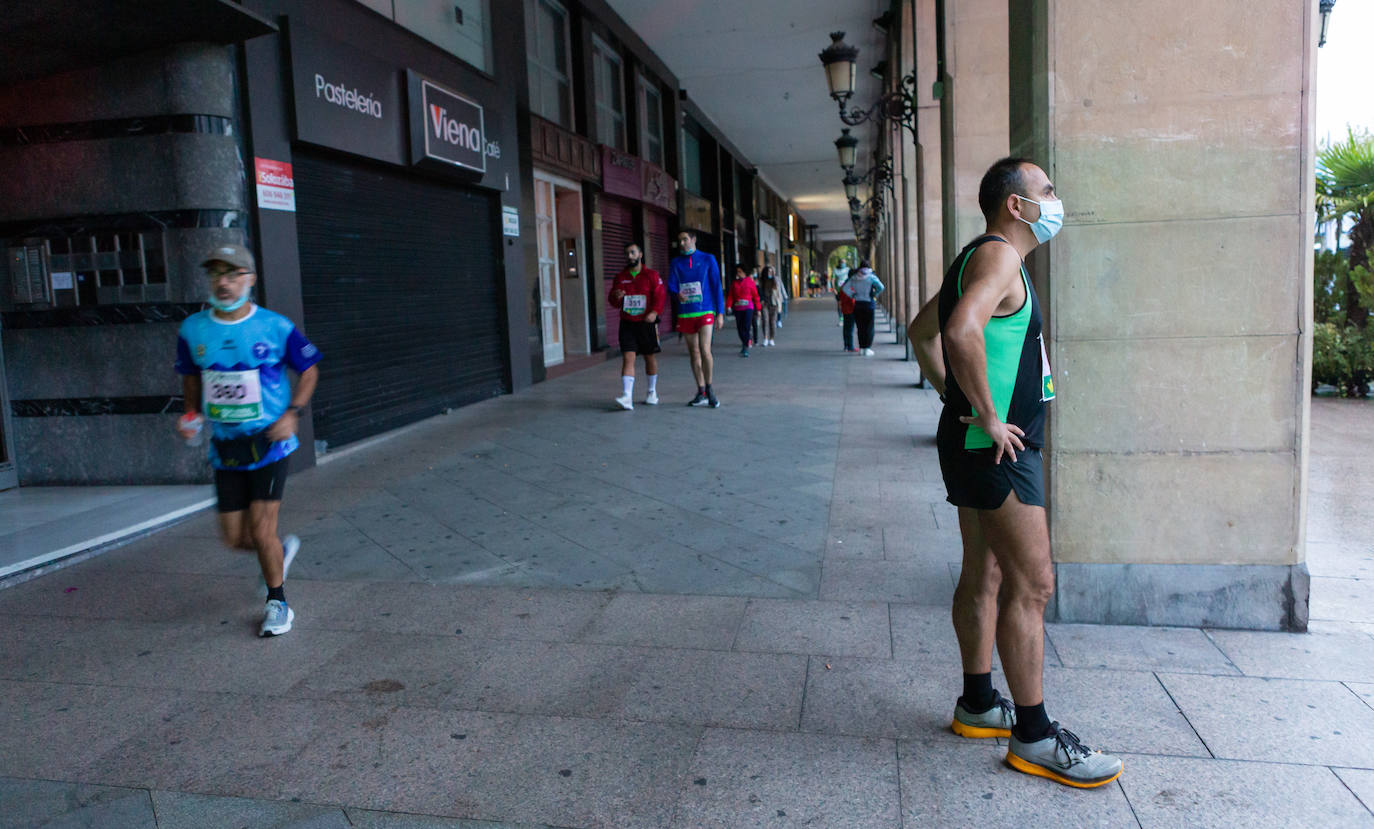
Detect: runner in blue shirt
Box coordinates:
(174, 244, 321, 637)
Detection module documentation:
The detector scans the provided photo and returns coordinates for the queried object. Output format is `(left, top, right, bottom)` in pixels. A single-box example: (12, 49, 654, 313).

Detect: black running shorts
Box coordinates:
(938, 446, 1045, 511)
(215, 457, 290, 512)
(619, 319, 661, 355)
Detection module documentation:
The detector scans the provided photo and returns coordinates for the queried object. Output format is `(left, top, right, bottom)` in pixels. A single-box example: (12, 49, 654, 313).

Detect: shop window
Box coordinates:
(353, 1, 492, 74)
(526, 0, 572, 127)
(637, 75, 663, 165)
(681, 129, 702, 195)
(592, 36, 626, 150)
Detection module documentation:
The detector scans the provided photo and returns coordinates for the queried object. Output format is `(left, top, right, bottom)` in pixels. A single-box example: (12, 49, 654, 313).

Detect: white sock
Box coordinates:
(621, 375, 634, 397)
(647, 374, 658, 393)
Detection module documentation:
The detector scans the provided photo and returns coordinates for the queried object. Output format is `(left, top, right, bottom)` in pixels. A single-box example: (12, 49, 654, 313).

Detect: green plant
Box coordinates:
(1314, 129, 1374, 395)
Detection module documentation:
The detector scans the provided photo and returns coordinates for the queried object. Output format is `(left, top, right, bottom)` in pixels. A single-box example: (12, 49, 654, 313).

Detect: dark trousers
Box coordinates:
(853, 301, 876, 349)
(735, 309, 755, 347)
(842, 312, 855, 350)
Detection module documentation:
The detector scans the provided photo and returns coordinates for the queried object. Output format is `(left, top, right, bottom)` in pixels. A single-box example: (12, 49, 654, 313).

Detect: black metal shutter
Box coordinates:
(293, 151, 508, 448)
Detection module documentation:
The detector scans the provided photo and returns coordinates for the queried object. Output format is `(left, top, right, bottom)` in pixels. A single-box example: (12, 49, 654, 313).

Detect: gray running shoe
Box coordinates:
(1007, 723, 1123, 788)
(688, 392, 708, 407)
(259, 599, 294, 637)
(951, 690, 1015, 739)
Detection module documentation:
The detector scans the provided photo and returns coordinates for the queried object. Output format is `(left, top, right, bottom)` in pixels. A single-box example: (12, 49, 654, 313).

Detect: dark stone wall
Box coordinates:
(0, 43, 243, 485)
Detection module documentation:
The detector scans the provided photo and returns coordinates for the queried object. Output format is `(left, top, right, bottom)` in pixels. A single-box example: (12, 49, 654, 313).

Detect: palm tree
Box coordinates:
(1317, 128, 1374, 328)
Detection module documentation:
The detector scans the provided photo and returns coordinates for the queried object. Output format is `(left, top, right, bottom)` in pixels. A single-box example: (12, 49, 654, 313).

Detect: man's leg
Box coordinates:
(643, 353, 659, 401)
(248, 499, 286, 588)
(684, 334, 705, 387)
(617, 349, 637, 408)
(697, 325, 715, 385)
(953, 506, 1001, 675)
(977, 491, 1053, 718)
(620, 351, 636, 379)
(217, 511, 255, 552)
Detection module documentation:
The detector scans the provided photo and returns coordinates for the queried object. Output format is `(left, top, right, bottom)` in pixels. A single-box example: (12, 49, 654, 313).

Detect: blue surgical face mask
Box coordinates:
(1014, 194, 1064, 244)
(209, 285, 252, 312)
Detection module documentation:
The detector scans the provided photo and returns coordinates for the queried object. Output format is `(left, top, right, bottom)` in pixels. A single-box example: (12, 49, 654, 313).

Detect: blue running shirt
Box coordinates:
(175, 306, 322, 470)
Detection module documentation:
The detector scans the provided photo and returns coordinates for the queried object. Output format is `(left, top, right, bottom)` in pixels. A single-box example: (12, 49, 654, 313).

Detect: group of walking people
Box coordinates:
(836, 260, 885, 355)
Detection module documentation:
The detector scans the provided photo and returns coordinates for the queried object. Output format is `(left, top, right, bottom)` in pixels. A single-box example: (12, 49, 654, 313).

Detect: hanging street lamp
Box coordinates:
(1319, 0, 1336, 47)
(835, 128, 859, 171)
(818, 31, 917, 134)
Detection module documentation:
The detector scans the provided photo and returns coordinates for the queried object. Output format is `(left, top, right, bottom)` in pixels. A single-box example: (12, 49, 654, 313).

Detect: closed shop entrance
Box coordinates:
(293, 150, 508, 449)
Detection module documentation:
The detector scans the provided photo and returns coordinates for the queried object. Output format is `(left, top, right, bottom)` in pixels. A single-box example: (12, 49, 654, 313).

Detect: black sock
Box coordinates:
(698, 385, 705, 395)
(1013, 702, 1052, 742)
(961, 673, 996, 713)
(706, 384, 714, 394)
(266, 584, 286, 603)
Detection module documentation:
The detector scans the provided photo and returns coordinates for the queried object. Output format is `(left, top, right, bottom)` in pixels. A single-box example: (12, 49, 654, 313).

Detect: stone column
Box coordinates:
(944, 0, 1009, 252)
(912, 0, 943, 309)
(1009, 0, 1315, 630)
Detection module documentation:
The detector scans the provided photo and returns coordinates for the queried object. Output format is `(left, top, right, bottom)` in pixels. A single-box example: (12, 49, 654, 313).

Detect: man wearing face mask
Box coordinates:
(666, 230, 724, 407)
(607, 241, 666, 410)
(906, 158, 1122, 788)
(173, 244, 321, 638)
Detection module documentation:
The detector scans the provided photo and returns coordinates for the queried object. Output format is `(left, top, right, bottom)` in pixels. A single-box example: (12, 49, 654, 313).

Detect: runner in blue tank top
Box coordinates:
(906, 158, 1122, 789)
(174, 244, 321, 638)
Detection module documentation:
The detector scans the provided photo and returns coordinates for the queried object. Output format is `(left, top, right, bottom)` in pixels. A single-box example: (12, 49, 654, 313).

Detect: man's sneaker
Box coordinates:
(708, 391, 720, 408)
(951, 691, 1016, 739)
(615, 394, 634, 411)
(740, 348, 750, 357)
(644, 391, 659, 406)
(1007, 723, 1124, 789)
(259, 599, 294, 637)
(863, 347, 875, 356)
(688, 392, 709, 407)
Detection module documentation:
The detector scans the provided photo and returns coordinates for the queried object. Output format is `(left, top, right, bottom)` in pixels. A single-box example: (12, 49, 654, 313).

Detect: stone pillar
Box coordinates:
(944, 0, 1009, 252)
(912, 0, 943, 309)
(1009, 0, 1315, 630)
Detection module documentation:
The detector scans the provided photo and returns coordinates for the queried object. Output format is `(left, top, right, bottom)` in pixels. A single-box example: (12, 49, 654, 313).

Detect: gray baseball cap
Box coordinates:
(201, 243, 256, 273)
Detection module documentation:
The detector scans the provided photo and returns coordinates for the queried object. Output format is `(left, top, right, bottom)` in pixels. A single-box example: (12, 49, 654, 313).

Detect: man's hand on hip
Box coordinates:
(959, 412, 1025, 465)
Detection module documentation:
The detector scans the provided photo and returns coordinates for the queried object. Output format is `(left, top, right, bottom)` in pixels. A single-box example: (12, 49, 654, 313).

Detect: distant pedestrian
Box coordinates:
(758, 265, 783, 346)
(841, 260, 885, 356)
(839, 289, 856, 352)
(726, 264, 761, 357)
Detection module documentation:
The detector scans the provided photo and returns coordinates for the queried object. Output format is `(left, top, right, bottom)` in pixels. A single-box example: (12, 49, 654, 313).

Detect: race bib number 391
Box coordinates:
(203, 369, 264, 423)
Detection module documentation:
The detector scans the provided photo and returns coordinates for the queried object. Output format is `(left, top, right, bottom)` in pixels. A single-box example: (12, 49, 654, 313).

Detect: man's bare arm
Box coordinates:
(907, 296, 945, 396)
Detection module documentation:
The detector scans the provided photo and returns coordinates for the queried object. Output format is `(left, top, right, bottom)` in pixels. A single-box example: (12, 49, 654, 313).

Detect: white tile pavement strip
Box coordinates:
(0, 303, 1372, 827)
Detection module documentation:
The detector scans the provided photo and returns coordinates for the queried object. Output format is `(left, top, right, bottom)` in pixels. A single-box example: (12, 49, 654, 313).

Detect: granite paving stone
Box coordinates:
(1046, 622, 1240, 674)
(1040, 666, 1208, 757)
(799, 655, 982, 741)
(1121, 755, 1374, 828)
(619, 648, 807, 729)
(733, 598, 891, 658)
(150, 791, 352, 828)
(1334, 768, 1374, 815)
(287, 631, 494, 709)
(1159, 673, 1374, 767)
(579, 592, 748, 649)
(462, 715, 701, 829)
(671, 727, 901, 829)
(897, 739, 1138, 828)
(0, 778, 156, 829)
(819, 557, 954, 605)
(1206, 623, 1374, 681)
(1348, 682, 1374, 712)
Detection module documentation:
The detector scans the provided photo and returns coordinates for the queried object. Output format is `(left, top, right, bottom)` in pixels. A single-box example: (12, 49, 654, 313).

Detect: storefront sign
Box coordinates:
(410, 72, 486, 173)
(601, 145, 642, 201)
(502, 206, 520, 237)
(642, 162, 676, 214)
(288, 23, 406, 165)
(254, 158, 296, 212)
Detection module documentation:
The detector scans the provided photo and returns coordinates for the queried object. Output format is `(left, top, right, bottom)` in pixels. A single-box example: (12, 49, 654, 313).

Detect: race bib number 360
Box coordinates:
(203, 369, 264, 423)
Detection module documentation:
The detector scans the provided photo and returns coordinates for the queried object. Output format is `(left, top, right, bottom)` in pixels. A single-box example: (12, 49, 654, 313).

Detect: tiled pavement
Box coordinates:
(2, 301, 1372, 828)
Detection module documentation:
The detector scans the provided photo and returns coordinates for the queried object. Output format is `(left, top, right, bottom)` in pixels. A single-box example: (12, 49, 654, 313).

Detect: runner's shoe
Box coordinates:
(708, 391, 720, 408)
(644, 391, 659, 406)
(688, 392, 709, 407)
(951, 690, 1016, 739)
(1007, 723, 1123, 788)
(615, 394, 634, 411)
(259, 599, 294, 637)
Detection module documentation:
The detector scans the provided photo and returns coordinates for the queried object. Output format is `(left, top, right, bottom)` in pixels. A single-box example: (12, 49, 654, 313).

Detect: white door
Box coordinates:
(535, 177, 564, 366)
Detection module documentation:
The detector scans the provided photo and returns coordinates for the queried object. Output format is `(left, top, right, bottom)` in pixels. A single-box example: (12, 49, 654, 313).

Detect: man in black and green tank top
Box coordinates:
(908, 157, 1122, 789)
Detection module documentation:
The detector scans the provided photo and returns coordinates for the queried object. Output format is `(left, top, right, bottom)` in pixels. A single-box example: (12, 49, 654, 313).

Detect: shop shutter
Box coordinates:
(646, 210, 671, 334)
(600, 196, 635, 350)
(293, 151, 508, 448)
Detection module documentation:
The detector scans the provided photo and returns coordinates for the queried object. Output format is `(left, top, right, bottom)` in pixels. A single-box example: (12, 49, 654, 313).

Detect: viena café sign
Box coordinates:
(288, 25, 497, 177)
(408, 71, 490, 175)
